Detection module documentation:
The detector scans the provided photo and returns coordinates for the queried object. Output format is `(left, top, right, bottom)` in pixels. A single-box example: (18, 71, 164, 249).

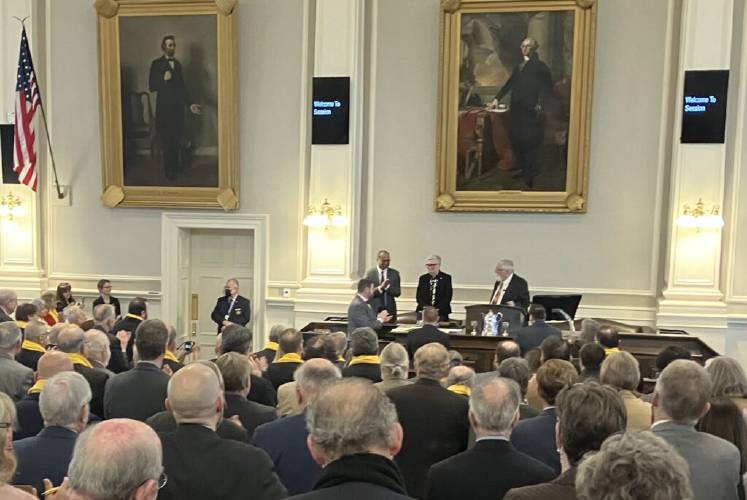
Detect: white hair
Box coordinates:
(425, 254, 442, 264)
(497, 259, 514, 271)
(0, 289, 16, 308)
(40, 372, 92, 427)
(0, 321, 22, 350)
(469, 374, 521, 435)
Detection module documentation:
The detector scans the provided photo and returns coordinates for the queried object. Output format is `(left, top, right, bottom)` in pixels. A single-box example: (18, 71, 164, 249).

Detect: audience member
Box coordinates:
(253, 359, 341, 495)
(266, 329, 304, 389)
(376, 342, 411, 392)
(163, 325, 185, 373)
(104, 319, 170, 420)
(215, 352, 276, 436)
(0, 392, 35, 500)
(498, 358, 539, 420)
(328, 331, 348, 367)
(0, 289, 18, 322)
(0, 322, 34, 401)
(56, 325, 108, 417)
(55, 283, 76, 313)
(39, 292, 58, 326)
(387, 343, 470, 498)
(511, 359, 578, 474)
(15, 320, 48, 371)
(342, 327, 382, 383)
(448, 350, 463, 368)
(219, 324, 277, 407)
(526, 336, 572, 410)
(91, 279, 121, 317)
(697, 397, 747, 498)
(446, 366, 475, 397)
(707, 356, 747, 415)
(577, 318, 600, 345)
(652, 359, 741, 500)
(293, 378, 410, 499)
(514, 304, 561, 355)
(14, 303, 38, 332)
(14, 351, 74, 440)
(494, 340, 521, 369)
(110, 296, 148, 363)
(91, 304, 129, 374)
(83, 329, 114, 378)
(576, 431, 693, 500)
(425, 375, 554, 500)
(525, 348, 541, 374)
(577, 343, 604, 381)
(596, 325, 619, 355)
(505, 381, 627, 500)
(255, 324, 286, 365)
(61, 304, 87, 328)
(655, 345, 692, 375)
(600, 351, 651, 430)
(406, 307, 450, 358)
(13, 372, 91, 495)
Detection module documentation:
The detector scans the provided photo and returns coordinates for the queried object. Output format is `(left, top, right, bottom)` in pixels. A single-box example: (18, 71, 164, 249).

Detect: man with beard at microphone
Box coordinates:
(210, 279, 251, 333)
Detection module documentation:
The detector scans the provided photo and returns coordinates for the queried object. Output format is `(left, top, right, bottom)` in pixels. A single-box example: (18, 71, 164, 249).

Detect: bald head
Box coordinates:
(414, 342, 450, 380)
(57, 325, 86, 354)
(167, 362, 223, 425)
(37, 351, 74, 379)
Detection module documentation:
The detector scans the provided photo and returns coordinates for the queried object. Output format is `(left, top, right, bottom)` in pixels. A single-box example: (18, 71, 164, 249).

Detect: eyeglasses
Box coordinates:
(0, 422, 11, 429)
(157, 472, 168, 489)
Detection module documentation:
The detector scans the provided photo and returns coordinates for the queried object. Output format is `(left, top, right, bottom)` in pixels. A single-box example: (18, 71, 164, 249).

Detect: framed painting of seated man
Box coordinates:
(436, 0, 597, 212)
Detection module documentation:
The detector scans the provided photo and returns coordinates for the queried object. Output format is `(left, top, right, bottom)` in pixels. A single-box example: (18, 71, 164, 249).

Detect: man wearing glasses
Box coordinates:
(416, 255, 453, 322)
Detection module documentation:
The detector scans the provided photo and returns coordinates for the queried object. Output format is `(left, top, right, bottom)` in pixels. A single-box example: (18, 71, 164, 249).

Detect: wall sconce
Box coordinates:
(0, 192, 23, 221)
(303, 199, 347, 229)
(677, 198, 724, 230)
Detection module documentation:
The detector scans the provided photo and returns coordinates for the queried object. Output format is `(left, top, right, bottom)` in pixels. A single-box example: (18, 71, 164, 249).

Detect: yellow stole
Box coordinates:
(265, 341, 279, 351)
(50, 310, 59, 322)
(164, 350, 179, 363)
(447, 384, 472, 396)
(22, 340, 46, 353)
(68, 352, 93, 369)
(126, 313, 144, 321)
(28, 379, 47, 395)
(274, 352, 303, 364)
(337, 356, 346, 364)
(16, 320, 28, 330)
(348, 355, 381, 367)
(604, 347, 621, 356)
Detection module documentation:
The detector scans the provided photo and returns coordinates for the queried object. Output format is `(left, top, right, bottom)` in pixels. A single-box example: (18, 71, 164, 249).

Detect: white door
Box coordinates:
(187, 228, 254, 357)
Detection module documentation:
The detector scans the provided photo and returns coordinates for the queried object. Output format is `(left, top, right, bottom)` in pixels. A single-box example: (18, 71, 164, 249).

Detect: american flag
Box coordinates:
(14, 27, 41, 191)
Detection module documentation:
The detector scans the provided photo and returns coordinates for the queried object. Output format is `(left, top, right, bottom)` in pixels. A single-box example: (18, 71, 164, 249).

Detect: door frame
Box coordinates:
(161, 212, 269, 345)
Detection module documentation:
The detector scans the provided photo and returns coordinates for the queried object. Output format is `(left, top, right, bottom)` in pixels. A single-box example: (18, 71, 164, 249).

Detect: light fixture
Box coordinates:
(303, 199, 347, 229)
(677, 198, 724, 230)
(0, 192, 23, 221)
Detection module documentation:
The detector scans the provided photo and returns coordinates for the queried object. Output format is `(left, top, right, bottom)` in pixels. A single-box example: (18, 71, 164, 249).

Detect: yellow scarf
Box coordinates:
(164, 350, 179, 363)
(16, 320, 28, 330)
(22, 339, 46, 353)
(604, 347, 621, 356)
(28, 379, 47, 395)
(348, 355, 380, 367)
(68, 352, 93, 369)
(126, 313, 144, 321)
(275, 352, 303, 363)
(337, 356, 346, 363)
(265, 341, 279, 351)
(50, 310, 59, 322)
(447, 384, 472, 396)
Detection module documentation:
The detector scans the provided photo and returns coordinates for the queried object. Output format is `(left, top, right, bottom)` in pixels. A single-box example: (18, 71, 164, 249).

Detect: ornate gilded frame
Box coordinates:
(436, 0, 596, 213)
(95, 0, 239, 210)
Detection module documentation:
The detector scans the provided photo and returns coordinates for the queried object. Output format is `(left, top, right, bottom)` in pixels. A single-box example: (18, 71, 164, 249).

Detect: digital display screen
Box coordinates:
(0, 125, 19, 185)
(312, 77, 350, 145)
(681, 70, 729, 144)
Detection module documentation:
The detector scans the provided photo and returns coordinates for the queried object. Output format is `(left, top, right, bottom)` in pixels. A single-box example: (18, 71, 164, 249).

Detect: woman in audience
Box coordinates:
(375, 342, 411, 392)
(600, 351, 652, 430)
(0, 392, 36, 499)
(91, 279, 121, 317)
(706, 356, 747, 414)
(38, 292, 58, 326)
(697, 397, 747, 499)
(54, 283, 76, 313)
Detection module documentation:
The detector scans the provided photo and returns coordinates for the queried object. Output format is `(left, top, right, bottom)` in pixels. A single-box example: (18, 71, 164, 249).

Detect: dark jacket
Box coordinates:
(159, 424, 286, 500)
(387, 378, 469, 498)
(504, 467, 577, 500)
(110, 314, 143, 363)
(103, 330, 129, 373)
(514, 321, 561, 355)
(73, 363, 108, 419)
(415, 272, 453, 320)
(255, 346, 278, 364)
(14, 393, 43, 441)
(425, 439, 555, 500)
(510, 408, 560, 474)
(92, 295, 121, 317)
(490, 274, 531, 311)
(266, 360, 303, 390)
(13, 426, 78, 495)
(519, 403, 539, 421)
(249, 374, 278, 407)
(104, 361, 169, 421)
(288, 453, 413, 500)
(405, 325, 451, 358)
(146, 411, 250, 443)
(365, 266, 402, 321)
(252, 412, 320, 495)
(342, 362, 382, 383)
(15, 348, 43, 372)
(210, 295, 251, 333)
(224, 393, 276, 437)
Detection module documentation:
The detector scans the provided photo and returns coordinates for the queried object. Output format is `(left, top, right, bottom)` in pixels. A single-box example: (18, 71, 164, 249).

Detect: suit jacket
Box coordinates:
(342, 363, 382, 383)
(652, 420, 741, 500)
(0, 353, 34, 401)
(619, 390, 651, 431)
(0, 309, 12, 322)
(519, 403, 539, 421)
(425, 439, 555, 500)
(514, 321, 561, 355)
(211, 295, 251, 333)
(405, 325, 451, 358)
(110, 314, 143, 364)
(15, 348, 43, 372)
(224, 393, 276, 437)
(104, 361, 169, 421)
(365, 267, 402, 320)
(348, 295, 383, 334)
(504, 467, 577, 500)
(252, 412, 320, 496)
(92, 295, 121, 317)
(510, 408, 560, 474)
(13, 426, 77, 495)
(159, 424, 286, 500)
(98, 329, 129, 374)
(276, 381, 300, 417)
(415, 272, 453, 319)
(266, 360, 303, 390)
(73, 363, 108, 418)
(387, 378, 470, 498)
(147, 411, 249, 443)
(490, 274, 531, 311)
(249, 374, 279, 407)
(14, 393, 43, 441)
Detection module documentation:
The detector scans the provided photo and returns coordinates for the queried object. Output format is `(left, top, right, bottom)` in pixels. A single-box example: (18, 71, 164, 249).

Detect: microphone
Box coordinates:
(552, 308, 575, 339)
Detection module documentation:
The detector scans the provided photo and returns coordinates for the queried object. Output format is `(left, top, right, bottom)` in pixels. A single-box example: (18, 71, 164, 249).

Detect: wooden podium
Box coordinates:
(464, 304, 527, 335)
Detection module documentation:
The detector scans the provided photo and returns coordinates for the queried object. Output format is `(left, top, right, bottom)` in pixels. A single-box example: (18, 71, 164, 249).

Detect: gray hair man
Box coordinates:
(57, 325, 108, 418)
(0, 321, 33, 400)
(298, 378, 409, 499)
(252, 359, 341, 495)
(375, 342, 410, 393)
(490, 259, 530, 310)
(0, 289, 17, 321)
(416, 255, 453, 321)
(342, 327, 382, 383)
(255, 323, 286, 364)
(13, 371, 92, 494)
(92, 304, 130, 374)
(651, 359, 741, 500)
(84, 329, 114, 377)
(62, 304, 87, 327)
(16, 319, 49, 371)
(219, 324, 277, 408)
(446, 365, 475, 397)
(426, 374, 554, 500)
(498, 357, 538, 420)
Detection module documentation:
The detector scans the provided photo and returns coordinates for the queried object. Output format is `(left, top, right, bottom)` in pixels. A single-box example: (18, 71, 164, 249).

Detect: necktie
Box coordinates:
(381, 269, 388, 307)
(491, 282, 503, 305)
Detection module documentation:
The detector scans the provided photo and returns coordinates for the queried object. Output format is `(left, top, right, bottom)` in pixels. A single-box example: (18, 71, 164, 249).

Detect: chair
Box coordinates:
(124, 91, 156, 159)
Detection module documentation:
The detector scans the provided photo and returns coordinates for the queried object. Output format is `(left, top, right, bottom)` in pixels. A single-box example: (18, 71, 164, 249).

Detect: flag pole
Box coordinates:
(13, 17, 63, 199)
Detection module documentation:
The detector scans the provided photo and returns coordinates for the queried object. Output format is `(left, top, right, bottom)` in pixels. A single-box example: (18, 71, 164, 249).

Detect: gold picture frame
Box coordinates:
(436, 0, 597, 212)
(95, 0, 239, 210)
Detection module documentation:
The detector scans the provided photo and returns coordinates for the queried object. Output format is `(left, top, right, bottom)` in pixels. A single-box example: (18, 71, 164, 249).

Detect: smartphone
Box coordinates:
(178, 340, 195, 353)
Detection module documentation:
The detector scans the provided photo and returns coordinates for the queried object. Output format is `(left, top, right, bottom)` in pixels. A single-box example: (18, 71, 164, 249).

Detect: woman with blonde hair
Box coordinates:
(0, 392, 35, 498)
(706, 356, 747, 414)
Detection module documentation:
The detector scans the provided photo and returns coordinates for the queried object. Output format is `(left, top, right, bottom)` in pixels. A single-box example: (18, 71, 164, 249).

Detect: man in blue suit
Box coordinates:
(252, 358, 341, 495)
(13, 371, 91, 494)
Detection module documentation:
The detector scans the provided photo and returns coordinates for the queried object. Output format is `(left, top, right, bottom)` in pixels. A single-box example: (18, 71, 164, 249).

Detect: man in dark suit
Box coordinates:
(0, 289, 17, 323)
(148, 35, 201, 180)
(13, 371, 91, 495)
(290, 378, 411, 500)
(266, 328, 304, 389)
(425, 375, 554, 500)
(92, 303, 130, 374)
(416, 255, 453, 322)
(489, 259, 530, 311)
(56, 325, 109, 418)
(210, 278, 251, 334)
(406, 307, 450, 358)
(146, 408, 250, 443)
(348, 279, 392, 335)
(514, 304, 561, 355)
(104, 319, 170, 421)
(511, 359, 578, 474)
(254, 324, 285, 365)
(15, 319, 48, 371)
(497, 358, 539, 421)
(387, 343, 469, 498)
(219, 324, 278, 407)
(110, 296, 148, 364)
(365, 250, 402, 321)
(0, 321, 34, 401)
(342, 327, 382, 383)
(253, 359, 341, 496)
(215, 352, 276, 436)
